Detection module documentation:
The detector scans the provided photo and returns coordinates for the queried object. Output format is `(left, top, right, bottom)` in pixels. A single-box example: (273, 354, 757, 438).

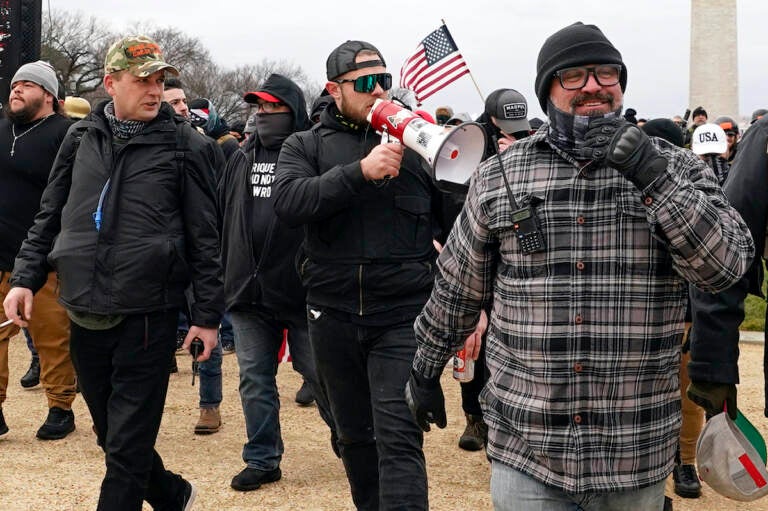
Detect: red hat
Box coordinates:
(243, 90, 281, 104)
(415, 109, 435, 124)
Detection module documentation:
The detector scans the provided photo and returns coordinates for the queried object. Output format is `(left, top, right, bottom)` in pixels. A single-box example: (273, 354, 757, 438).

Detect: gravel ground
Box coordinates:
(0, 332, 766, 510)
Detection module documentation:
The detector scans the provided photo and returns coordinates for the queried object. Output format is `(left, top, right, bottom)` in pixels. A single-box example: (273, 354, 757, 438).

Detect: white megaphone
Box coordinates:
(366, 99, 486, 187)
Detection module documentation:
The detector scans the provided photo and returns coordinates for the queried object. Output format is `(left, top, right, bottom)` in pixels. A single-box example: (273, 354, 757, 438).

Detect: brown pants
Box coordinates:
(0, 271, 76, 410)
(679, 322, 704, 464)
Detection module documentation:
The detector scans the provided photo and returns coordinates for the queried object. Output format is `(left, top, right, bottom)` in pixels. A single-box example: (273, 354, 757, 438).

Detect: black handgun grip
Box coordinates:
(190, 338, 204, 386)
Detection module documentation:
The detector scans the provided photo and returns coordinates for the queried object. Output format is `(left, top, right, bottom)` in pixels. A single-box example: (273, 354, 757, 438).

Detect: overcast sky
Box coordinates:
(49, 0, 767, 121)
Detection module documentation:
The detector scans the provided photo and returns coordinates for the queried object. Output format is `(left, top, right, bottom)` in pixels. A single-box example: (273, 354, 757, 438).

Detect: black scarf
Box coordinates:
(546, 99, 622, 158)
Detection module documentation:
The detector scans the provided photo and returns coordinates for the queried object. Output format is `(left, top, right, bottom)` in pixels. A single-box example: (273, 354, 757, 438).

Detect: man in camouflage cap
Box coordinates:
(104, 35, 179, 77)
(5, 34, 223, 511)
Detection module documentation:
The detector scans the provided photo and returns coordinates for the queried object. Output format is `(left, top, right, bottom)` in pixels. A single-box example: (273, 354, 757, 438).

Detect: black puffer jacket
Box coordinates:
(273, 103, 450, 318)
(11, 101, 224, 326)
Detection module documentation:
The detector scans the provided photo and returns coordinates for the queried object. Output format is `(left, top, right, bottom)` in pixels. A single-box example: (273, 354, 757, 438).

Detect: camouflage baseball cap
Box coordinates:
(104, 35, 179, 77)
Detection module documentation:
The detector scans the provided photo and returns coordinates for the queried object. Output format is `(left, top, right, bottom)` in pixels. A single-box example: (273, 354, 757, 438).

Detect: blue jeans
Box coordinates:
(198, 336, 222, 408)
(230, 308, 332, 471)
(490, 461, 666, 511)
(177, 299, 223, 408)
(23, 328, 38, 357)
(219, 312, 234, 345)
(307, 308, 427, 511)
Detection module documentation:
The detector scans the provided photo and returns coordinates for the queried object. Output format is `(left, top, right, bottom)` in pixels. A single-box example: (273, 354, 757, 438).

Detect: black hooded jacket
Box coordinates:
(689, 115, 768, 412)
(218, 73, 310, 312)
(273, 102, 452, 321)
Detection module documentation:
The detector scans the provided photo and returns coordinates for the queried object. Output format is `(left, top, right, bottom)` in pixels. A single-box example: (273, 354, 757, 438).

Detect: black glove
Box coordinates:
(580, 117, 668, 190)
(405, 370, 447, 432)
(687, 380, 737, 420)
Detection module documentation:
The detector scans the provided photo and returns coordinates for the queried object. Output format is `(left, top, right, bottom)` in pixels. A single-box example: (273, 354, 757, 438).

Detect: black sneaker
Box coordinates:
(182, 480, 197, 511)
(36, 406, 75, 440)
(0, 407, 8, 436)
(230, 467, 281, 491)
(20, 355, 40, 388)
(295, 380, 315, 406)
(221, 338, 235, 355)
(176, 330, 188, 352)
(169, 354, 178, 374)
(673, 463, 701, 498)
(154, 479, 196, 511)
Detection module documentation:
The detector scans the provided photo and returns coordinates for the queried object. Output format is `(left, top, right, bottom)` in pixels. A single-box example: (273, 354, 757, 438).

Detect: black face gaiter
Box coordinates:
(255, 112, 294, 149)
(546, 99, 622, 159)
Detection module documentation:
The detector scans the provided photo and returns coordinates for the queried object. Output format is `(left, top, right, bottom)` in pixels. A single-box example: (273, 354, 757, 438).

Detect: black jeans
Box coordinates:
(307, 308, 427, 511)
(69, 309, 186, 511)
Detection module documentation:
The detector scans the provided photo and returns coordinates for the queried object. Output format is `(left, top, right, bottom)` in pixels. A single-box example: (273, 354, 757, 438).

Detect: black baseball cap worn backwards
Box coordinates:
(535, 21, 627, 113)
(326, 40, 386, 80)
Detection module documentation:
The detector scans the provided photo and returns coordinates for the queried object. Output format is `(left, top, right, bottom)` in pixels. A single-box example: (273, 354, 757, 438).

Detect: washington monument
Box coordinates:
(689, 0, 738, 120)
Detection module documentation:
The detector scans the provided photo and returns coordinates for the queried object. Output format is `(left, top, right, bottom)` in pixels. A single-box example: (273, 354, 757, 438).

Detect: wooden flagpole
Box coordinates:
(442, 19, 485, 104)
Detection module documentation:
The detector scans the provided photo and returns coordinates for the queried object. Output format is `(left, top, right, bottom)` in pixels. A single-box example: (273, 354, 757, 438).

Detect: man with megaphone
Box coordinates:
(273, 40, 460, 511)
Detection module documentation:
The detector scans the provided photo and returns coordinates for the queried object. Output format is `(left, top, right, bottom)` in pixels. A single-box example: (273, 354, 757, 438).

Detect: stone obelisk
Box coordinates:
(689, 0, 738, 120)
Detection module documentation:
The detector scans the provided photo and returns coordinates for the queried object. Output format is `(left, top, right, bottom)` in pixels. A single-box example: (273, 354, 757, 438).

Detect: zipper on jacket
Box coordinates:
(358, 264, 364, 315)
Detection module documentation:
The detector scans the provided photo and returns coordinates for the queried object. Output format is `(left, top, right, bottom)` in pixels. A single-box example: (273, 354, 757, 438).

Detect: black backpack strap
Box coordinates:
(65, 119, 94, 163)
(175, 121, 188, 173)
(174, 120, 189, 192)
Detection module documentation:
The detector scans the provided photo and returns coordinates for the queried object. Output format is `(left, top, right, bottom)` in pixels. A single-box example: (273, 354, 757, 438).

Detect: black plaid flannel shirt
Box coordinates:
(413, 127, 754, 493)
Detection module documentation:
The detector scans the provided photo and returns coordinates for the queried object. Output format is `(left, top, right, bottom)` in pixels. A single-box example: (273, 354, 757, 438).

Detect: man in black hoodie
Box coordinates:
(219, 73, 334, 492)
(273, 41, 452, 511)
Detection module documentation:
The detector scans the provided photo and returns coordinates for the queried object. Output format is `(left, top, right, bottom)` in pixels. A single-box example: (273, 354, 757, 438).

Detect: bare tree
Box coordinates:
(42, 11, 319, 125)
(127, 23, 214, 75)
(41, 9, 114, 97)
(210, 60, 322, 123)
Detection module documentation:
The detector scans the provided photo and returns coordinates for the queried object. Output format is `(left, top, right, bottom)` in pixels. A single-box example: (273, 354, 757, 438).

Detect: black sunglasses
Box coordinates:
(334, 73, 392, 93)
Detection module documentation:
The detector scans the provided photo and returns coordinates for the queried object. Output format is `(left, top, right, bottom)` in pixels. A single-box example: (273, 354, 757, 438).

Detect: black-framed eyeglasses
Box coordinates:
(255, 102, 287, 113)
(554, 64, 622, 90)
(333, 73, 392, 93)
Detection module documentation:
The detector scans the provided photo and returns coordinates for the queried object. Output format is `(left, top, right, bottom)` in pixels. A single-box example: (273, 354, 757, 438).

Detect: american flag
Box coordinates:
(399, 24, 470, 105)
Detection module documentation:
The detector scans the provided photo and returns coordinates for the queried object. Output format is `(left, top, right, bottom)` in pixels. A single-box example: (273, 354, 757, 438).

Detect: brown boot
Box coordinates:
(194, 407, 221, 435)
(458, 413, 488, 451)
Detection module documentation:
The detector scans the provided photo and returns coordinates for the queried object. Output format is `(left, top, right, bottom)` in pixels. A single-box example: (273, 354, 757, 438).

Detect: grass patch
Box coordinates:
(743, 294, 766, 331)
(742, 260, 767, 331)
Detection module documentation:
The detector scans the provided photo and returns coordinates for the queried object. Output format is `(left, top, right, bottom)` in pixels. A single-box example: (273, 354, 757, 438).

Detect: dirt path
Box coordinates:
(0, 333, 766, 510)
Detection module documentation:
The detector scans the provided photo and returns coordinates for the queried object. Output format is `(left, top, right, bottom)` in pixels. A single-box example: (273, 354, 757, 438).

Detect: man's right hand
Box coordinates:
(405, 370, 447, 432)
(3, 287, 34, 327)
(687, 380, 737, 420)
(360, 142, 403, 181)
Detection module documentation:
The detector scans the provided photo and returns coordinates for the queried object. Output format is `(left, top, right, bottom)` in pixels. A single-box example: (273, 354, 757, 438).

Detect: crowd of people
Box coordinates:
(0, 19, 765, 511)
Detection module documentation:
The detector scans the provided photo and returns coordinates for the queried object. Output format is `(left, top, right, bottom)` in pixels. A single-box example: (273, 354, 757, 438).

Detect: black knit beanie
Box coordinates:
(641, 118, 684, 148)
(535, 22, 627, 113)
